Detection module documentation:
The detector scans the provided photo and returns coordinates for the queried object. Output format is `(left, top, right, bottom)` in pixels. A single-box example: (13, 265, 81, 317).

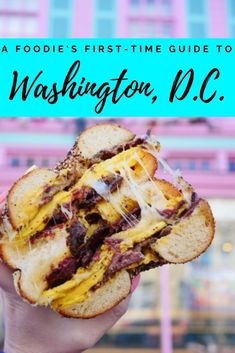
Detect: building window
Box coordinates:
(11, 157, 20, 167)
(229, 160, 235, 172)
(145, 21, 156, 37)
(170, 160, 182, 170)
(129, 20, 159, 37)
(201, 160, 210, 171)
(8, 0, 22, 10)
(188, 160, 196, 170)
(0, 1, 39, 37)
(8, 16, 22, 35)
(162, 22, 172, 37)
(130, 0, 140, 7)
(162, 0, 172, 15)
(128, 20, 172, 38)
(50, 0, 73, 37)
(146, 0, 155, 6)
(188, 0, 204, 15)
(0, 16, 4, 35)
(95, 0, 116, 37)
(24, 0, 39, 11)
(52, 0, 71, 10)
(187, 0, 207, 37)
(230, 0, 235, 16)
(98, 0, 115, 11)
(128, 20, 142, 37)
(228, 0, 235, 37)
(190, 21, 206, 37)
(51, 17, 70, 37)
(231, 24, 235, 37)
(24, 17, 38, 36)
(96, 18, 114, 37)
(26, 158, 34, 167)
(42, 159, 49, 167)
(128, 0, 173, 37)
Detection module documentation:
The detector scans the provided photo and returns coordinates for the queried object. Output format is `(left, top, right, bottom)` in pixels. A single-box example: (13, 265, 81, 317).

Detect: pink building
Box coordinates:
(0, 118, 78, 192)
(0, 0, 234, 197)
(0, 0, 232, 38)
(1, 117, 235, 197)
(74, 0, 230, 38)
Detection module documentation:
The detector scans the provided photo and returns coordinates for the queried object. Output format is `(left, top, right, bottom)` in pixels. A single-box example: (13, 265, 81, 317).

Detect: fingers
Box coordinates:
(85, 275, 141, 345)
(76, 295, 131, 349)
(0, 191, 6, 205)
(108, 295, 131, 320)
(108, 275, 140, 322)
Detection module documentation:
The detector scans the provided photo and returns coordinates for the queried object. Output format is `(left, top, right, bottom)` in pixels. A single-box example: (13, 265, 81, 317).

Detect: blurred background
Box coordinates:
(0, 1, 235, 353)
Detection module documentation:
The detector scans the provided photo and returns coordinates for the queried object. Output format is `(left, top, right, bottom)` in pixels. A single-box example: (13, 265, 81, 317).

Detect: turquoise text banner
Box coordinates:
(0, 38, 234, 117)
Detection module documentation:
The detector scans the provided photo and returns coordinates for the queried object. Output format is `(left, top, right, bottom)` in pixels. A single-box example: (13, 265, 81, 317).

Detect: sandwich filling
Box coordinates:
(0, 135, 198, 310)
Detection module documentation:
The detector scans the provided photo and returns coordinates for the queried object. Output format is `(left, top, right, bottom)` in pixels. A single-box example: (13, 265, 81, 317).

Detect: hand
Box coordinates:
(0, 193, 140, 353)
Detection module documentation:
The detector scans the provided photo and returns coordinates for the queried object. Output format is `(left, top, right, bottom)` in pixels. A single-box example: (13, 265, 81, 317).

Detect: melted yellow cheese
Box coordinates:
(73, 147, 146, 189)
(141, 251, 156, 265)
(127, 250, 156, 269)
(16, 191, 70, 242)
(114, 218, 166, 251)
(17, 144, 187, 309)
(39, 164, 184, 308)
(42, 246, 113, 307)
(14, 146, 146, 243)
(41, 218, 166, 307)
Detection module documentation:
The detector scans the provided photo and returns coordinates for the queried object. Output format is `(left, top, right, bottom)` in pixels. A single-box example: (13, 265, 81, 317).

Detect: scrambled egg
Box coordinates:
(41, 246, 113, 308)
(12, 145, 185, 309)
(15, 147, 146, 243)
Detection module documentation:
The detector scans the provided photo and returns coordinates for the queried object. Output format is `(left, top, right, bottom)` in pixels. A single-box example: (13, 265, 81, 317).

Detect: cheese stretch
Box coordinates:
(4, 142, 186, 309)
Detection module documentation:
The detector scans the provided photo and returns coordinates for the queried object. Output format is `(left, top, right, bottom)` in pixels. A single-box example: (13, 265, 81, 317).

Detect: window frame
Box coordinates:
(227, 0, 235, 37)
(187, 0, 208, 38)
(95, 0, 116, 38)
(49, 0, 74, 38)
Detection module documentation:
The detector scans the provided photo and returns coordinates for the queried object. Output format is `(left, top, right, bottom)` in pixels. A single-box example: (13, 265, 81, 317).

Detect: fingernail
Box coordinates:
(131, 275, 141, 293)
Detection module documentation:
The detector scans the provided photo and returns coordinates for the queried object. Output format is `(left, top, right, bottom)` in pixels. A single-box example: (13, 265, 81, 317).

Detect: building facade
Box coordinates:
(0, 0, 232, 38)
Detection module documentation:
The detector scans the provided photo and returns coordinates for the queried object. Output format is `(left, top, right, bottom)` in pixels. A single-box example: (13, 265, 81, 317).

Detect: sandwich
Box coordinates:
(0, 123, 215, 318)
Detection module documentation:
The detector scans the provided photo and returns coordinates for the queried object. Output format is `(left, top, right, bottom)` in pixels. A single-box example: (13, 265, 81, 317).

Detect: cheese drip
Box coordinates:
(7, 146, 145, 243)
(145, 136, 193, 205)
(16, 140, 186, 309)
(41, 149, 183, 308)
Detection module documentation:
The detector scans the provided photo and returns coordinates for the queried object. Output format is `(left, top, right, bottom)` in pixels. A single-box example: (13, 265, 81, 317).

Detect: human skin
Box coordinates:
(0, 193, 140, 353)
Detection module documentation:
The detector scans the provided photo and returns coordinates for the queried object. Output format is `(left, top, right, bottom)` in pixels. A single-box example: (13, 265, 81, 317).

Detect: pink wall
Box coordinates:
(73, 1, 93, 38)
(71, 0, 231, 39)
(208, 0, 228, 37)
(117, 0, 130, 37)
(38, 0, 49, 37)
(172, 0, 187, 37)
(116, 0, 181, 38)
(0, 0, 231, 39)
(0, 119, 76, 134)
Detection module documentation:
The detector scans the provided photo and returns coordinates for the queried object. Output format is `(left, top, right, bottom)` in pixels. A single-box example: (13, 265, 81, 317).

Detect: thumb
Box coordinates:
(88, 274, 141, 336)
(108, 295, 131, 322)
(98, 274, 140, 326)
(83, 295, 131, 348)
